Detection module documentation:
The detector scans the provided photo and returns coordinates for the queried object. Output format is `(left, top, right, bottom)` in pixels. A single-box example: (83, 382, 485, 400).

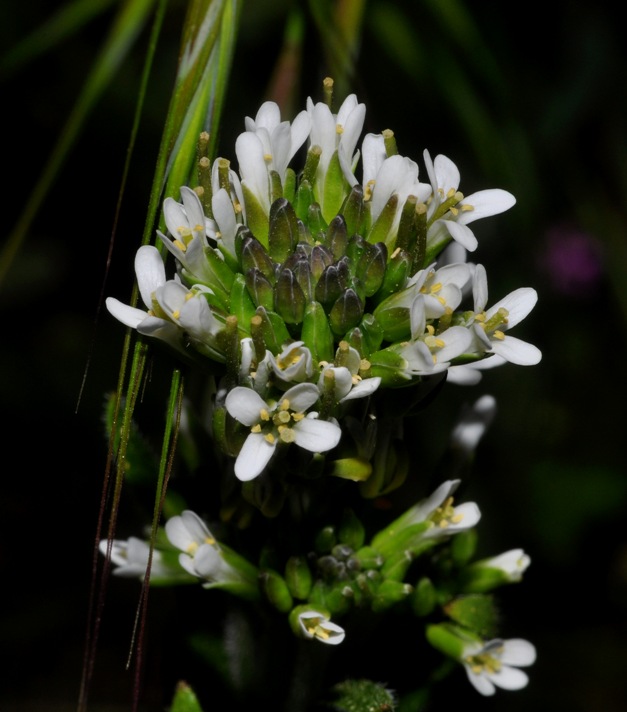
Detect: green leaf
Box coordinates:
(169, 680, 205, 712)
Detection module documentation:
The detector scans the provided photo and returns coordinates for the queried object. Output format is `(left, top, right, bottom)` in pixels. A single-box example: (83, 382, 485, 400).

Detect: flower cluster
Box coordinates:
(102, 89, 541, 702)
(106, 92, 541, 485)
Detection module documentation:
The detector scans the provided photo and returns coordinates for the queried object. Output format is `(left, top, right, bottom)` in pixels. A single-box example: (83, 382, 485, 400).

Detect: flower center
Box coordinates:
(465, 650, 503, 676)
(429, 496, 464, 529)
(250, 398, 306, 444)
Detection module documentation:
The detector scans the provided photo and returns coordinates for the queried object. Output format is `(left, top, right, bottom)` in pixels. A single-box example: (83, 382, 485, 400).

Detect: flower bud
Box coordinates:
(366, 193, 398, 250)
(315, 525, 337, 554)
(338, 184, 366, 237)
(240, 235, 276, 283)
(329, 288, 364, 336)
(294, 178, 315, 222)
(338, 508, 365, 551)
(229, 274, 257, 332)
(259, 569, 294, 612)
(325, 215, 349, 261)
(411, 576, 437, 617)
(373, 247, 411, 304)
(371, 579, 413, 613)
(328, 457, 372, 482)
(301, 300, 335, 363)
(315, 264, 344, 307)
(292, 258, 314, 301)
(253, 306, 291, 354)
(285, 555, 313, 600)
(274, 268, 306, 324)
(450, 528, 478, 567)
(357, 242, 387, 296)
(268, 197, 299, 263)
(245, 268, 274, 311)
(310, 244, 334, 281)
(353, 546, 384, 570)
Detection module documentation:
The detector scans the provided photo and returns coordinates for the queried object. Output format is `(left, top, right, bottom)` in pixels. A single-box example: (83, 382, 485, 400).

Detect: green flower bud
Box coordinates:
(169, 680, 204, 712)
(283, 166, 296, 203)
(368, 348, 412, 388)
(325, 215, 349, 261)
(241, 182, 269, 247)
(240, 234, 276, 283)
(373, 247, 411, 304)
(204, 246, 236, 300)
(411, 576, 437, 617)
(366, 193, 399, 250)
(357, 242, 388, 297)
(395, 194, 418, 254)
(371, 579, 413, 613)
(321, 150, 349, 223)
(259, 569, 294, 612)
(310, 244, 334, 282)
(268, 197, 300, 263)
(285, 555, 313, 600)
(443, 594, 499, 639)
(245, 268, 275, 311)
(307, 201, 327, 237)
(329, 288, 364, 336)
(253, 306, 291, 354)
(315, 525, 337, 554)
(292, 258, 314, 301)
(294, 178, 315, 222)
(301, 300, 335, 364)
(229, 274, 257, 334)
(338, 184, 366, 237)
(273, 268, 306, 324)
(372, 287, 415, 342)
(315, 264, 344, 307)
(353, 546, 384, 570)
(359, 425, 410, 499)
(450, 528, 478, 567)
(324, 583, 353, 615)
(338, 508, 366, 551)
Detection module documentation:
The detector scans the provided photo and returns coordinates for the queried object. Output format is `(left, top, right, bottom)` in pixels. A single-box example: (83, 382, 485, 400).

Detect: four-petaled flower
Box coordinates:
(225, 383, 342, 481)
(461, 638, 537, 696)
(297, 610, 346, 645)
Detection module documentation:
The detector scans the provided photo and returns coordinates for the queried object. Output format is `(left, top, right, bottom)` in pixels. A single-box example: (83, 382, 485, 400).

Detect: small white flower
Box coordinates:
(393, 325, 474, 377)
(473, 549, 531, 582)
(408, 262, 472, 319)
(225, 383, 342, 481)
(449, 394, 497, 456)
(400, 479, 481, 539)
(297, 610, 346, 645)
(462, 638, 536, 696)
(318, 364, 381, 403)
(423, 150, 516, 253)
(470, 264, 542, 366)
(267, 341, 314, 384)
(98, 537, 182, 582)
(165, 510, 240, 585)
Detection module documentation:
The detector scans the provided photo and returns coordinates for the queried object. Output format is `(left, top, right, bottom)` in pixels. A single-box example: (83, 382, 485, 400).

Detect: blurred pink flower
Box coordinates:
(539, 224, 603, 296)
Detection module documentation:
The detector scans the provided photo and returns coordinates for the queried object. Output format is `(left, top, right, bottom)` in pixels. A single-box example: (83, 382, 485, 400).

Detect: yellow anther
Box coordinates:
(264, 433, 276, 444)
(450, 207, 459, 216)
(176, 226, 191, 236)
(186, 542, 199, 554)
(451, 513, 464, 524)
(426, 324, 435, 336)
(173, 239, 187, 251)
(260, 408, 271, 421)
(336, 124, 344, 135)
(204, 536, 216, 546)
(185, 292, 194, 302)
(292, 412, 305, 422)
(264, 153, 273, 163)
(279, 399, 290, 411)
(446, 188, 456, 199)
(251, 424, 262, 433)
(278, 352, 302, 370)
(234, 201, 243, 214)
(493, 330, 505, 340)
(172, 310, 180, 319)
(474, 312, 486, 322)
(461, 203, 474, 212)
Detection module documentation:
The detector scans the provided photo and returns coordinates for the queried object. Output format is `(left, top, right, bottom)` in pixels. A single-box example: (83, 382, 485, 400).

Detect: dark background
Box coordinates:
(1, 1, 626, 710)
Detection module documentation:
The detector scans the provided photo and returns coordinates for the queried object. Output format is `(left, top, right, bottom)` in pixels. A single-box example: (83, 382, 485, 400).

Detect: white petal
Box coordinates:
(500, 639, 537, 666)
(491, 336, 542, 365)
(235, 132, 270, 211)
(443, 220, 478, 251)
(180, 186, 206, 231)
(105, 297, 146, 329)
(292, 418, 342, 453)
(340, 377, 381, 402)
(490, 666, 529, 690)
(452, 501, 481, 530)
(472, 264, 489, 312)
(434, 153, 460, 192)
(464, 667, 495, 696)
(225, 387, 268, 426)
(282, 383, 321, 412)
(488, 287, 538, 328)
(435, 326, 473, 362)
(135, 245, 166, 307)
(460, 188, 516, 224)
(234, 432, 275, 481)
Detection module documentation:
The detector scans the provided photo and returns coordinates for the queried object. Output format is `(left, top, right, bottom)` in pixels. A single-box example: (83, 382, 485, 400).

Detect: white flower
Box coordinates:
(408, 262, 472, 319)
(473, 549, 531, 582)
(267, 341, 314, 384)
(470, 264, 542, 366)
(225, 383, 342, 481)
(165, 510, 241, 585)
(462, 638, 536, 696)
(158, 186, 216, 284)
(243, 101, 311, 185)
(393, 325, 474, 377)
(307, 93, 366, 220)
(98, 537, 184, 582)
(400, 479, 481, 539)
(297, 610, 346, 645)
(318, 364, 381, 403)
(423, 150, 516, 253)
